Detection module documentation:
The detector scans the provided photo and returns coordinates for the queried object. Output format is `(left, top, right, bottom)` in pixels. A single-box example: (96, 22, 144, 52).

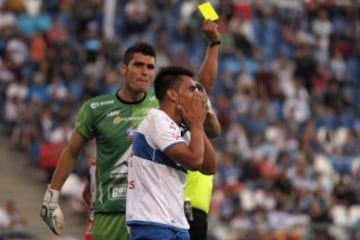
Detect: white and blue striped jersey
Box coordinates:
(126, 108, 190, 231)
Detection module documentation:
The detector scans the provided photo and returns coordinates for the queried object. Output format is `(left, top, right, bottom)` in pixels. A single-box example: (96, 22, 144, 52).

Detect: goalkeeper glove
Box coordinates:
(40, 187, 65, 235)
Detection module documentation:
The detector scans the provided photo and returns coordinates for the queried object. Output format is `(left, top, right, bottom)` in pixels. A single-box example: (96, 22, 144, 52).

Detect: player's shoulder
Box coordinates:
(139, 108, 161, 125)
(148, 109, 178, 128)
(86, 92, 115, 103)
(148, 108, 164, 118)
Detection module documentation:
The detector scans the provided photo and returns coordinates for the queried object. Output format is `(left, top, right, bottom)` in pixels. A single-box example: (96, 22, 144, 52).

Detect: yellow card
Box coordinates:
(197, 1, 219, 21)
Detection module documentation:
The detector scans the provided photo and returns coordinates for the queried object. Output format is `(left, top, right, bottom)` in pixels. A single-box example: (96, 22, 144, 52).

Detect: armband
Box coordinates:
(209, 40, 221, 47)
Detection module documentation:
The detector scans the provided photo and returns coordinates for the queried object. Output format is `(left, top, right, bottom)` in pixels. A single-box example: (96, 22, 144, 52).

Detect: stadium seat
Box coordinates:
(331, 204, 349, 227)
(239, 189, 255, 211)
(352, 158, 360, 175)
(314, 154, 334, 176)
(349, 205, 360, 226)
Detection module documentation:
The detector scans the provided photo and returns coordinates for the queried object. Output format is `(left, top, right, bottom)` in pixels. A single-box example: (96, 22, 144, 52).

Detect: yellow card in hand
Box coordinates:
(197, 1, 219, 21)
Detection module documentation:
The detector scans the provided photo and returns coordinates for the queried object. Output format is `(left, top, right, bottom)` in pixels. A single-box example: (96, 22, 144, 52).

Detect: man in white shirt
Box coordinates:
(126, 66, 217, 240)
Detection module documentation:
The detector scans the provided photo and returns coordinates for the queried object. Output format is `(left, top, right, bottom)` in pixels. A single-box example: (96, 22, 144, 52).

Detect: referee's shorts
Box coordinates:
(188, 208, 208, 240)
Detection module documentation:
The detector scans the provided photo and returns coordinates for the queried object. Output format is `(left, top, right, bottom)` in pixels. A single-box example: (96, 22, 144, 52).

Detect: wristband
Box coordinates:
(44, 186, 60, 203)
(209, 40, 221, 47)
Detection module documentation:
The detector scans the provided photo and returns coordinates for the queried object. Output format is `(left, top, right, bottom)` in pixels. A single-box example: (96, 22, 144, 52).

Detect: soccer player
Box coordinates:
(126, 66, 217, 240)
(40, 20, 220, 240)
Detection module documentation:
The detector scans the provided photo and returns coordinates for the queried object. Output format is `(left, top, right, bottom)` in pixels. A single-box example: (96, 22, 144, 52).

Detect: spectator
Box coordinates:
(0, 199, 31, 238)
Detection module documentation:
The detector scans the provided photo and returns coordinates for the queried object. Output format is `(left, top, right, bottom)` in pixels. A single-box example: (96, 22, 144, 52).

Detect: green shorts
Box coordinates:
(92, 213, 129, 240)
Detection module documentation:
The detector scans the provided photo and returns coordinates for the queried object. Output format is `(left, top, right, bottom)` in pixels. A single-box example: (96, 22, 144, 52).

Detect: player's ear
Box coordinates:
(166, 88, 177, 102)
(120, 64, 127, 75)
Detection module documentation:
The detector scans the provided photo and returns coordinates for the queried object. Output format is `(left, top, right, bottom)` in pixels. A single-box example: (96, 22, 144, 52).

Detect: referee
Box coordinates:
(184, 171, 214, 240)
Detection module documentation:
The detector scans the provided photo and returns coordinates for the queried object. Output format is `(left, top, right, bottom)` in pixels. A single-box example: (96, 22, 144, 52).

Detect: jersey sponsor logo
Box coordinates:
(100, 100, 115, 106)
(90, 102, 99, 109)
(107, 110, 120, 117)
(110, 147, 131, 179)
(113, 116, 122, 124)
(108, 184, 127, 200)
(122, 116, 144, 122)
(109, 164, 127, 179)
(90, 100, 115, 109)
(128, 180, 135, 190)
(111, 116, 144, 126)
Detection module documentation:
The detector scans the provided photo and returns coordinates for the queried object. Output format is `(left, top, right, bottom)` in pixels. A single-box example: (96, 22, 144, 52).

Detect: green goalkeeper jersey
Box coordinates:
(75, 90, 159, 213)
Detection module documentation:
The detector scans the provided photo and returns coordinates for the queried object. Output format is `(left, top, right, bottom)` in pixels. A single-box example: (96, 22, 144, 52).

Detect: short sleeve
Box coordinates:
(147, 111, 186, 153)
(75, 103, 94, 140)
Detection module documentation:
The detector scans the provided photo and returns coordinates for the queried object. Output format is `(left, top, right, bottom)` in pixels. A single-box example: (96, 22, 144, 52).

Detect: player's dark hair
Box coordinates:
(123, 42, 156, 65)
(154, 66, 194, 102)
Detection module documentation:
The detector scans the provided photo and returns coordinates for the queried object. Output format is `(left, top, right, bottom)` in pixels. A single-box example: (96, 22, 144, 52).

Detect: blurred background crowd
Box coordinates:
(0, 0, 360, 239)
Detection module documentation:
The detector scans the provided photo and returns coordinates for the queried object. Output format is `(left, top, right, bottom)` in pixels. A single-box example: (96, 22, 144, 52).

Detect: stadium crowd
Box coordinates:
(0, 0, 359, 239)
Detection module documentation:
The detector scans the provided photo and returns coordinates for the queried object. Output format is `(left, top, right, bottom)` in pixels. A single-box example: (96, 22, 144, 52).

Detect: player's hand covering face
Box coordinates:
(176, 77, 207, 127)
(122, 53, 155, 93)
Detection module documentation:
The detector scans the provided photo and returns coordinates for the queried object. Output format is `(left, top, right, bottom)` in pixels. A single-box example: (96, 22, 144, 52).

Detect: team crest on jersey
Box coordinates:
(113, 116, 122, 124)
(126, 126, 136, 140)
